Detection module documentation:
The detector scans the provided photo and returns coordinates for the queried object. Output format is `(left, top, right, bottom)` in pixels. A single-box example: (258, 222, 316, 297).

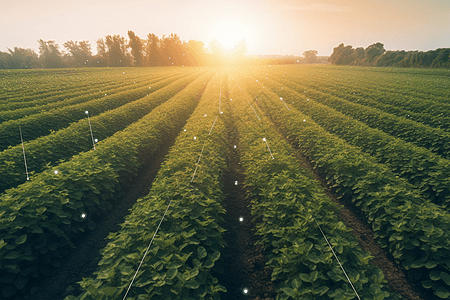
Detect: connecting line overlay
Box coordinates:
(263, 138, 274, 159)
(191, 144, 205, 183)
(19, 125, 29, 180)
(123, 82, 221, 299)
(314, 218, 361, 300)
(122, 193, 174, 300)
(85, 111, 96, 150)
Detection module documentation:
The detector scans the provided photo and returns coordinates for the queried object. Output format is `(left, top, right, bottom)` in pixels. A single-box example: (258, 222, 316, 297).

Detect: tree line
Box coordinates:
(0, 31, 242, 69)
(329, 42, 450, 68)
(0, 30, 327, 69)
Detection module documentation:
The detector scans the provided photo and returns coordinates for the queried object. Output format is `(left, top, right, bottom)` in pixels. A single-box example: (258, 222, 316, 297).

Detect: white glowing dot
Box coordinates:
(239, 217, 243, 222)
(256, 80, 258, 82)
(263, 138, 266, 141)
(149, 87, 151, 89)
(123, 72, 125, 74)
(243, 288, 248, 294)
(134, 82, 136, 83)
(54, 170, 59, 175)
(234, 145, 236, 148)
(105, 93, 107, 95)
(27, 177, 29, 180)
(220, 111, 223, 114)
(94, 139, 98, 143)
(194, 136, 197, 140)
(280, 97, 283, 100)
(307, 99, 309, 101)
(204, 114, 207, 117)
(303, 119, 306, 122)
(85, 110, 89, 114)
(230, 98, 232, 101)
(184, 129, 186, 132)
(81, 213, 86, 219)
(235, 181, 238, 185)
(292, 102, 294, 103)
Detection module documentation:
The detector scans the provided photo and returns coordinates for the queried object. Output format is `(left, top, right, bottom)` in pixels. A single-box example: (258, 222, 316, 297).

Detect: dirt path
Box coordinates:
(17, 131, 181, 300)
(265, 113, 432, 300)
(216, 81, 275, 300)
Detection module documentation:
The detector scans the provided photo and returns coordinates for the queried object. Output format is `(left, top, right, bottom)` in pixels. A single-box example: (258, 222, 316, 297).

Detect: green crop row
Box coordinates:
(0, 68, 150, 103)
(0, 71, 204, 195)
(262, 72, 450, 160)
(0, 71, 213, 298)
(0, 69, 119, 103)
(268, 66, 450, 131)
(65, 72, 227, 300)
(233, 72, 396, 300)
(0, 71, 176, 123)
(281, 66, 450, 116)
(0, 69, 192, 151)
(255, 66, 449, 131)
(253, 74, 450, 210)
(249, 77, 450, 299)
(295, 72, 450, 132)
(281, 65, 450, 103)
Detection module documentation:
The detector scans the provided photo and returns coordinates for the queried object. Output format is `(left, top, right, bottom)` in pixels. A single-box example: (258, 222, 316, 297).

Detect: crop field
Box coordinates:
(1, 65, 450, 300)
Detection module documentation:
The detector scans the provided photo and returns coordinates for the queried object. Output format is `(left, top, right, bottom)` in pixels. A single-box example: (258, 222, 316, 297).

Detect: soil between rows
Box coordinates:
(217, 89, 275, 300)
(263, 112, 433, 300)
(16, 130, 181, 300)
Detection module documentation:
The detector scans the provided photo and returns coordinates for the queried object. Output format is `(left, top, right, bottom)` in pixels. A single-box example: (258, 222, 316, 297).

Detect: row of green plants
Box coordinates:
(262, 72, 450, 160)
(296, 72, 450, 132)
(249, 76, 450, 299)
(65, 72, 228, 300)
(0, 71, 171, 122)
(0, 70, 204, 195)
(253, 74, 450, 209)
(283, 65, 450, 103)
(0, 68, 154, 102)
(268, 66, 450, 131)
(0, 69, 193, 151)
(0, 71, 213, 298)
(234, 71, 397, 300)
(286, 66, 450, 111)
(0, 69, 121, 102)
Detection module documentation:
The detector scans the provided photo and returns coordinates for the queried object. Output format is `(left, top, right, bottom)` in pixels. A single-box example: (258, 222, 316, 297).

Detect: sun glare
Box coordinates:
(211, 19, 248, 51)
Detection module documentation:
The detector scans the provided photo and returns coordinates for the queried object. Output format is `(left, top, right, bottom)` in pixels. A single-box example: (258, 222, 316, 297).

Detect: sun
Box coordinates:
(211, 19, 248, 51)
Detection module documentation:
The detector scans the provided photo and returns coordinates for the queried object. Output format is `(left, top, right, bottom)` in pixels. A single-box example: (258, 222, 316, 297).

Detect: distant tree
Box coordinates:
(0, 51, 9, 68)
(95, 38, 108, 66)
(145, 33, 161, 66)
(348, 47, 364, 65)
(432, 49, 450, 68)
(329, 43, 354, 65)
(63, 40, 92, 67)
(104, 35, 129, 67)
(208, 39, 224, 65)
(160, 33, 184, 66)
(303, 50, 318, 63)
(364, 42, 385, 64)
(38, 40, 64, 68)
(128, 30, 144, 67)
(185, 40, 206, 66)
(4, 47, 39, 68)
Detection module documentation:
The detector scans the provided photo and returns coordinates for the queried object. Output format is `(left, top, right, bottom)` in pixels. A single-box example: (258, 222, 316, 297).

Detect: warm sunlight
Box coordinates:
(211, 19, 250, 51)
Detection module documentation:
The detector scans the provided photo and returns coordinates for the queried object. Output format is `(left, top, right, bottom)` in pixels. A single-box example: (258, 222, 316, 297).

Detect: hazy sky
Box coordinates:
(1, 0, 449, 56)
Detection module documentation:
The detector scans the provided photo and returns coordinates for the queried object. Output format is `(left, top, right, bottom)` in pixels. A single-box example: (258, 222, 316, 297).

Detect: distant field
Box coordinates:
(1, 65, 450, 300)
